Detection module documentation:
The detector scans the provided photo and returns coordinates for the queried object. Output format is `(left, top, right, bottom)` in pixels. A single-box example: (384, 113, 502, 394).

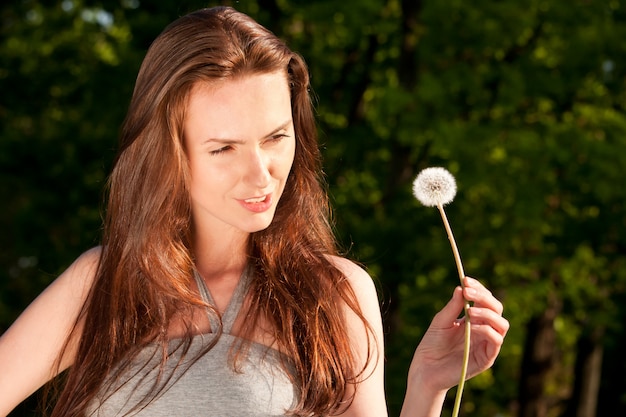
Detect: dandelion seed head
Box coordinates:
(412, 167, 457, 207)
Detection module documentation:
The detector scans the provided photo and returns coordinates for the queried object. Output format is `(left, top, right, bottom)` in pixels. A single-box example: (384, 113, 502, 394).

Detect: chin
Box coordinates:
(236, 207, 280, 234)
(244, 219, 275, 234)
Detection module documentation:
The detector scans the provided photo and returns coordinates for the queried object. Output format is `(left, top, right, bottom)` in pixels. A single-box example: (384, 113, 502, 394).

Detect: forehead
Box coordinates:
(184, 71, 292, 141)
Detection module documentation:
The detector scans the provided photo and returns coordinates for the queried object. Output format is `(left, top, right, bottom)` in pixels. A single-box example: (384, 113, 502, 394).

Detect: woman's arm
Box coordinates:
(334, 257, 508, 417)
(331, 256, 389, 417)
(400, 277, 509, 417)
(0, 247, 100, 416)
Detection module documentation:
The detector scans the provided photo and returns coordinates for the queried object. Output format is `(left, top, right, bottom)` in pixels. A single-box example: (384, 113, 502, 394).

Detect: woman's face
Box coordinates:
(184, 71, 296, 237)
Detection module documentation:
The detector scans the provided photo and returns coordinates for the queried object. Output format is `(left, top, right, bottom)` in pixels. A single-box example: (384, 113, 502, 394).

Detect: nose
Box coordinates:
(244, 148, 271, 188)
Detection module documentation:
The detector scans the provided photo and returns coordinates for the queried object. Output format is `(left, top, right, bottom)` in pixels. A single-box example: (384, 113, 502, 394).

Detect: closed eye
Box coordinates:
(267, 134, 289, 144)
(209, 145, 233, 156)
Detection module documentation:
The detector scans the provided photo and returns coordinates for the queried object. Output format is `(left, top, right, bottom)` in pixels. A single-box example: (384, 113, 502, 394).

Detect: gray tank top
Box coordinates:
(87, 267, 297, 416)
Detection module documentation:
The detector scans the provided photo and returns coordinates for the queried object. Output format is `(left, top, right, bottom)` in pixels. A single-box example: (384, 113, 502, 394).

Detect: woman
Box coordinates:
(0, 6, 509, 417)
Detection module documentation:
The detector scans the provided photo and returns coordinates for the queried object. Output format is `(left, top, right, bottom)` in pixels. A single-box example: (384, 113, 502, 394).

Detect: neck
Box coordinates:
(192, 225, 249, 280)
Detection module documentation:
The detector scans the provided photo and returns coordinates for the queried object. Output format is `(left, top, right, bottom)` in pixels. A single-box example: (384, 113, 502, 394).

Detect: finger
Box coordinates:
(468, 307, 510, 336)
(471, 324, 507, 359)
(431, 286, 465, 327)
(463, 277, 504, 315)
(467, 335, 505, 377)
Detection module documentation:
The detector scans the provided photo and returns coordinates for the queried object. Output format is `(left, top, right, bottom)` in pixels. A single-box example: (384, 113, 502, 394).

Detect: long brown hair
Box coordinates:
(50, 6, 374, 416)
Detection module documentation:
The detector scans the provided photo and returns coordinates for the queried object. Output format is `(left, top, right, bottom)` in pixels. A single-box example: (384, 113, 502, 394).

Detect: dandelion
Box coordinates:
(412, 167, 457, 207)
(413, 167, 470, 417)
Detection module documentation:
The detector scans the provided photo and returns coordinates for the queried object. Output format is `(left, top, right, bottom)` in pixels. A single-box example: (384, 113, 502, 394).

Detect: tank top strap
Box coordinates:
(193, 264, 251, 334)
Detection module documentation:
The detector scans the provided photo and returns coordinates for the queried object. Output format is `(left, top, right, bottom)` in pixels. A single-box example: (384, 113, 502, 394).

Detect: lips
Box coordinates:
(244, 195, 267, 204)
(239, 193, 273, 213)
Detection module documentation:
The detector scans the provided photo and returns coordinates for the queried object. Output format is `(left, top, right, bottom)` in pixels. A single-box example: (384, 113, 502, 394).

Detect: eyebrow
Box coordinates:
(202, 120, 292, 145)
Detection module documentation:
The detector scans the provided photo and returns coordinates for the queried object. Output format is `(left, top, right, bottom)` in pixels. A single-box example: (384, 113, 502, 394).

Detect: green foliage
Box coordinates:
(2, 0, 626, 416)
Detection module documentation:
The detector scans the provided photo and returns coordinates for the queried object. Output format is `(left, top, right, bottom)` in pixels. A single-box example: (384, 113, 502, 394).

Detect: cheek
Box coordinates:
(189, 159, 227, 192)
(188, 158, 205, 187)
(281, 140, 297, 175)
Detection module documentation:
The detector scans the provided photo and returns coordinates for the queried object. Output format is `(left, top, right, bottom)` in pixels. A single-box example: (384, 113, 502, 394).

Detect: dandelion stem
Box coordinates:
(437, 203, 471, 417)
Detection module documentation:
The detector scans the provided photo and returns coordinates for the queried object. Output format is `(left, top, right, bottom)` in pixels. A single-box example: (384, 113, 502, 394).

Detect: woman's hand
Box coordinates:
(407, 276, 509, 400)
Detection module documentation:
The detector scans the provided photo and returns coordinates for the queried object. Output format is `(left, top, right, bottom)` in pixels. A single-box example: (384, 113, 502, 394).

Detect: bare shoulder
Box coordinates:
(326, 255, 379, 306)
(44, 246, 102, 308)
(60, 246, 102, 293)
(0, 247, 102, 415)
(11, 245, 101, 330)
(329, 256, 380, 319)
(325, 258, 388, 416)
